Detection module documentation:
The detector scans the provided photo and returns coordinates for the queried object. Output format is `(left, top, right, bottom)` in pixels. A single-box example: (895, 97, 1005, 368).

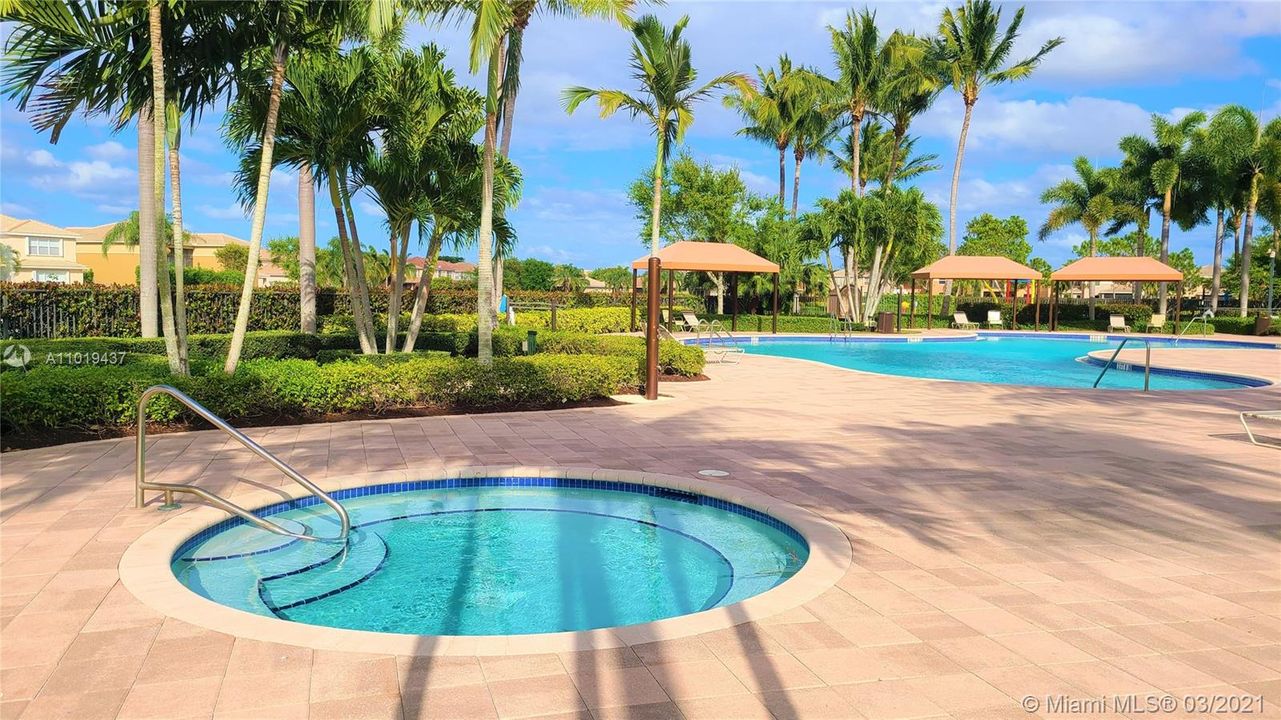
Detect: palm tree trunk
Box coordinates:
(476, 42, 504, 365)
(1240, 180, 1258, 318)
(338, 170, 379, 351)
(225, 42, 287, 373)
(791, 146, 803, 218)
(649, 134, 665, 255)
(864, 245, 883, 324)
(1157, 189, 1172, 316)
(137, 116, 158, 338)
(777, 144, 786, 205)
(326, 174, 374, 354)
(1133, 214, 1147, 301)
(824, 250, 847, 318)
(298, 163, 317, 333)
(1087, 229, 1097, 320)
(1210, 207, 1224, 313)
(403, 225, 445, 352)
(166, 127, 189, 372)
(850, 111, 863, 196)
(884, 127, 904, 188)
(944, 100, 975, 314)
(385, 226, 409, 354)
(148, 3, 181, 375)
(711, 272, 724, 314)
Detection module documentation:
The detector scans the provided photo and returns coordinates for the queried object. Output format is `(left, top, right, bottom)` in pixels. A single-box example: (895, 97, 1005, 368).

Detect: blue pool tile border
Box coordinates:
(173, 477, 810, 562)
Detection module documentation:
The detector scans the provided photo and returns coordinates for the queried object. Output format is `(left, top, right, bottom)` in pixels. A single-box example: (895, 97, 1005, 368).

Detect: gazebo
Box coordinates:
(630, 241, 781, 333)
(909, 255, 1043, 329)
(1048, 257, 1184, 331)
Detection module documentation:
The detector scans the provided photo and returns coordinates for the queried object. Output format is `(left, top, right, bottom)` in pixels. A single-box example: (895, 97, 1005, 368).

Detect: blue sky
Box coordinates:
(2, 1, 1278, 271)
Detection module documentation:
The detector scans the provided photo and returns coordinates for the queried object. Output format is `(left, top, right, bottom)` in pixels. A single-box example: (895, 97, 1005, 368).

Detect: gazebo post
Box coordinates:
(1051, 282, 1059, 331)
(909, 278, 917, 328)
(771, 273, 779, 334)
(1011, 279, 1018, 331)
(926, 280, 934, 330)
(645, 257, 661, 400)
(1034, 280, 1041, 330)
(666, 269, 674, 330)
(630, 268, 638, 332)
(1175, 280, 1183, 328)
(731, 272, 739, 332)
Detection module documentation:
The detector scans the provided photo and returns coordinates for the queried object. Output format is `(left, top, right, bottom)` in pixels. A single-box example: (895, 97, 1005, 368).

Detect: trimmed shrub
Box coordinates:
(535, 332, 705, 377)
(516, 307, 631, 334)
(0, 354, 636, 437)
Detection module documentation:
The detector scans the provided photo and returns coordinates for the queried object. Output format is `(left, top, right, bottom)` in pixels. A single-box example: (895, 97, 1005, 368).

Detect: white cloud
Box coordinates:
(200, 203, 248, 220)
(30, 158, 134, 192)
(26, 149, 59, 168)
(86, 140, 128, 161)
(915, 95, 1154, 158)
(1, 201, 33, 216)
(95, 203, 133, 215)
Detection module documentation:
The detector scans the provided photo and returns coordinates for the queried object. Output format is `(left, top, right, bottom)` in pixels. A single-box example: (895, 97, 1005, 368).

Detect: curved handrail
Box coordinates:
(135, 385, 350, 542)
(1093, 337, 1130, 388)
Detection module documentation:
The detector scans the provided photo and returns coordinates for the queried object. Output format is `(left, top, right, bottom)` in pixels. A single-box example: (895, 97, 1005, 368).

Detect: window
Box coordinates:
(183, 248, 194, 268)
(33, 270, 69, 283)
(28, 237, 61, 257)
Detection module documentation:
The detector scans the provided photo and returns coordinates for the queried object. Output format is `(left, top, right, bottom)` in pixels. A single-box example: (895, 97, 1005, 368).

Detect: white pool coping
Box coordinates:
(119, 466, 852, 657)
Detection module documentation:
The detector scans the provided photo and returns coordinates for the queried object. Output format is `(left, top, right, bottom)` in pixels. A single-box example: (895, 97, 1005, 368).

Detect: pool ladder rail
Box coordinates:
(135, 384, 351, 543)
(695, 321, 744, 363)
(1092, 338, 1153, 391)
(1176, 310, 1213, 343)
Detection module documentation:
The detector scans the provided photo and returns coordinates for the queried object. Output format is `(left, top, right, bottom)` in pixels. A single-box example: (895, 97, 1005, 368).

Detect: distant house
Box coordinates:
(0, 214, 89, 283)
(407, 257, 476, 281)
(65, 221, 249, 285)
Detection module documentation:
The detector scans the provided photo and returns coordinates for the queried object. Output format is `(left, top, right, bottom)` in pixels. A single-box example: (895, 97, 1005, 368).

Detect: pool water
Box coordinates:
(737, 334, 1269, 390)
(173, 482, 808, 636)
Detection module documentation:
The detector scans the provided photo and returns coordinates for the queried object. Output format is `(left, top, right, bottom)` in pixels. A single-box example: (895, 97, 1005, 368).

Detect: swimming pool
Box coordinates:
(722, 333, 1272, 390)
(172, 478, 808, 636)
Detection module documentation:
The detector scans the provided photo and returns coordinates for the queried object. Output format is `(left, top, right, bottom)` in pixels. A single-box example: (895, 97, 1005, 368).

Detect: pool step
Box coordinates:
(174, 528, 349, 614)
(258, 530, 388, 612)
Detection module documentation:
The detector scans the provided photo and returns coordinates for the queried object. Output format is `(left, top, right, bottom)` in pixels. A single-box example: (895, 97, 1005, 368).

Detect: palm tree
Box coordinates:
(1118, 111, 1207, 314)
(564, 14, 749, 255)
(788, 72, 841, 218)
(1038, 156, 1116, 318)
(724, 56, 806, 205)
(934, 0, 1062, 307)
(1204, 105, 1281, 317)
(877, 32, 941, 188)
(1188, 122, 1247, 314)
(862, 186, 945, 322)
(829, 9, 893, 197)
(833, 122, 939, 193)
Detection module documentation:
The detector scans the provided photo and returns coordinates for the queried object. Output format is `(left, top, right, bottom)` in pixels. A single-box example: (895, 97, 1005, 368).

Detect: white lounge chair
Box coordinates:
(1240, 410, 1281, 446)
(951, 312, 978, 330)
(1145, 313, 1166, 333)
(1109, 314, 1131, 332)
(984, 310, 1003, 329)
(680, 312, 711, 333)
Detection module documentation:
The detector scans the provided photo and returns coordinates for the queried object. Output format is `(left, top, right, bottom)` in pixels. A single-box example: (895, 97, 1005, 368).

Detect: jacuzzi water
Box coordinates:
(172, 479, 808, 636)
(730, 334, 1271, 390)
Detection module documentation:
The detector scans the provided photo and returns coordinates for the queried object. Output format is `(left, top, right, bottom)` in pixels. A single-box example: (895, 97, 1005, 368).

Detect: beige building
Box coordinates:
(65, 222, 248, 285)
(0, 214, 89, 283)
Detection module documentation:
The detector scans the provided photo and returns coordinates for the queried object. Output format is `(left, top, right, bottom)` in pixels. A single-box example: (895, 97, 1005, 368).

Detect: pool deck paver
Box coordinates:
(2, 337, 1280, 719)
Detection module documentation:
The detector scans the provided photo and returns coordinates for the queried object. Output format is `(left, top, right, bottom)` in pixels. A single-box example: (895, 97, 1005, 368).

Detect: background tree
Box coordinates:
(1117, 111, 1207, 314)
(958, 213, 1031, 261)
(564, 14, 749, 257)
(934, 0, 1062, 310)
(724, 56, 805, 205)
(1038, 156, 1116, 318)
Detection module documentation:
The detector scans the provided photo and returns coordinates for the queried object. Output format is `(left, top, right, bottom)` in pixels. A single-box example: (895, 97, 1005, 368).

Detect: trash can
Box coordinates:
(876, 312, 895, 334)
(525, 330, 538, 354)
(1254, 314, 1272, 336)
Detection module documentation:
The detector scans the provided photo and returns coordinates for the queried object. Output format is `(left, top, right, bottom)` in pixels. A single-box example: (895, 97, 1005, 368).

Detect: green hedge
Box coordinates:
(0, 354, 636, 435)
(535, 332, 705, 377)
(703, 314, 868, 333)
(516, 307, 632, 334)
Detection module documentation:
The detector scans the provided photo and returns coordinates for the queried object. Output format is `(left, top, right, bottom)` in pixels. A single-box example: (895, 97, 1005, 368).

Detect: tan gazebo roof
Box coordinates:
(911, 255, 1041, 281)
(631, 241, 779, 273)
(1051, 256, 1182, 282)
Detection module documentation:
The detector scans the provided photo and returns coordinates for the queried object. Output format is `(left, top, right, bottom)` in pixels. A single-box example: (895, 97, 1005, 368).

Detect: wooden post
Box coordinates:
(630, 268, 638, 332)
(666, 269, 673, 330)
(731, 272, 739, 332)
(909, 278, 917, 328)
(1175, 280, 1183, 329)
(1050, 282, 1059, 331)
(645, 257, 661, 400)
(1034, 280, 1041, 330)
(926, 279, 934, 330)
(1010, 279, 1018, 330)
(771, 273, 779, 334)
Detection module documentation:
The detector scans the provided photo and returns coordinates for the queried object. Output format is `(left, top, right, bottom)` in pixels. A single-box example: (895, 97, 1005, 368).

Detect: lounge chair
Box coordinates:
(984, 310, 1003, 329)
(1109, 314, 1131, 332)
(1145, 313, 1166, 333)
(1240, 410, 1281, 446)
(951, 312, 978, 330)
(681, 312, 712, 334)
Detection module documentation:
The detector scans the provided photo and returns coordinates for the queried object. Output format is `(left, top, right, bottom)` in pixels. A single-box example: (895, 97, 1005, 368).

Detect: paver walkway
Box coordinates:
(2, 346, 1279, 719)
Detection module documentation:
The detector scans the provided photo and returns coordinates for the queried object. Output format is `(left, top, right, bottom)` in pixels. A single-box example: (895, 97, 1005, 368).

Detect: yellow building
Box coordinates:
(0, 214, 89, 283)
(66, 222, 249, 285)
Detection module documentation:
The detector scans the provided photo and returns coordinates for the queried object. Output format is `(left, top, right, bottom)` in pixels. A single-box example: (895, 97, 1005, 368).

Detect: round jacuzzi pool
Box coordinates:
(171, 477, 809, 636)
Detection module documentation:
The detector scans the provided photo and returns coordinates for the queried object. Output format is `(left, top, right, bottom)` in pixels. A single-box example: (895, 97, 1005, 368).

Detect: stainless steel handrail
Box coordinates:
(1177, 310, 1213, 342)
(1092, 338, 1153, 391)
(1093, 337, 1130, 388)
(135, 385, 350, 542)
